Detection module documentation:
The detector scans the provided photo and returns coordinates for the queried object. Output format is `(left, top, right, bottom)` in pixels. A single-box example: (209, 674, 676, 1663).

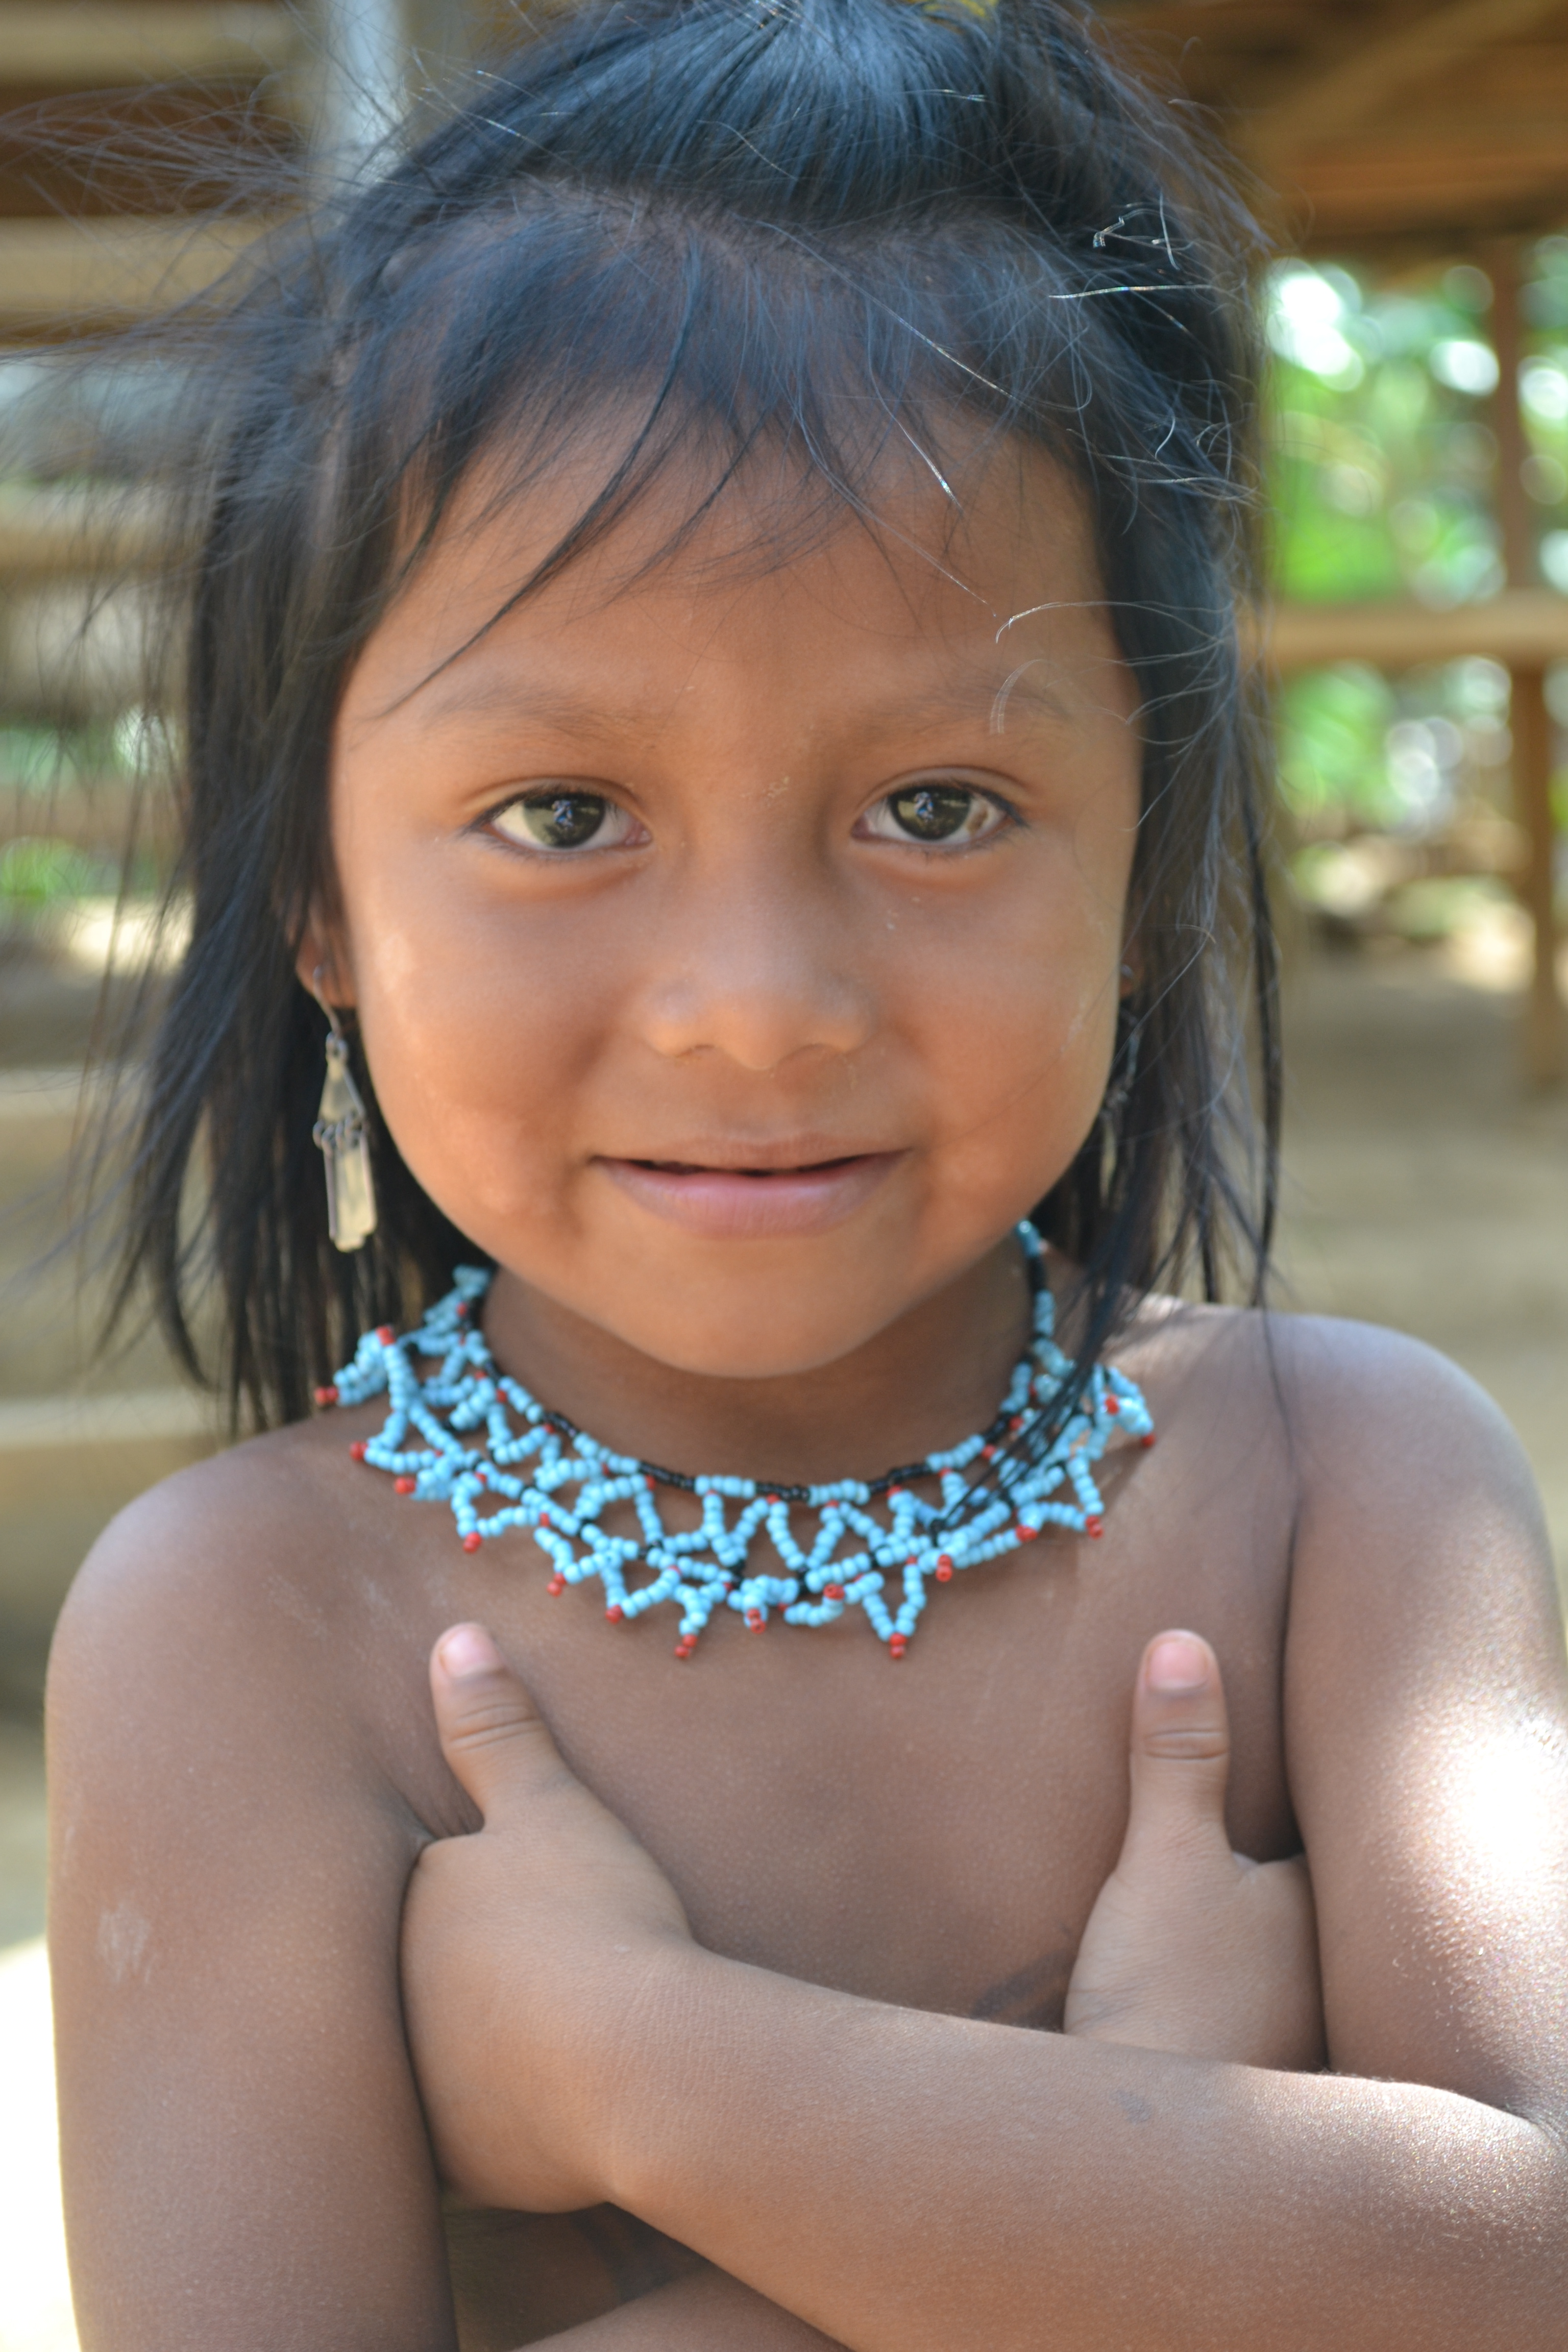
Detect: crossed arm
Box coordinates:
(400, 1335, 1568, 2352)
(411, 1621, 1323, 2352)
(406, 1609, 1568, 2352)
(46, 1325, 1568, 2350)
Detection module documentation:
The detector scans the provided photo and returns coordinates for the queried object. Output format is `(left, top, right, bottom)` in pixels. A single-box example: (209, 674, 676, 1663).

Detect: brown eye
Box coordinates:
(862, 782, 1007, 847)
(491, 792, 635, 852)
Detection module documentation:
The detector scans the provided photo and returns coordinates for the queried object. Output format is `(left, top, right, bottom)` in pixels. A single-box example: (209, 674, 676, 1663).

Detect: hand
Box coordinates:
(400, 1625, 696, 2213)
(1063, 1630, 1325, 2069)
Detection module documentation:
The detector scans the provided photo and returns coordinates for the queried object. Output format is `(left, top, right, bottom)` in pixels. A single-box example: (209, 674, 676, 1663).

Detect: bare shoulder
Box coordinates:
(1210, 1309, 1566, 1745)
(1118, 1293, 1544, 1533)
(1263, 1308, 1552, 1579)
(47, 1404, 438, 1837)
(56, 1405, 388, 1668)
(48, 1432, 462, 2350)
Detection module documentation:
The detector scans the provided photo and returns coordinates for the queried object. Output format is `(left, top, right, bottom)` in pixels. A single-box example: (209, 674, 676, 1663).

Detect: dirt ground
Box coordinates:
(1277, 946, 1568, 1584)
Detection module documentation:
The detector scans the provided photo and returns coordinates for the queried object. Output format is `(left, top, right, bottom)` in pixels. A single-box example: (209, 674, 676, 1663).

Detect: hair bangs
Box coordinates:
(87, 0, 1277, 1428)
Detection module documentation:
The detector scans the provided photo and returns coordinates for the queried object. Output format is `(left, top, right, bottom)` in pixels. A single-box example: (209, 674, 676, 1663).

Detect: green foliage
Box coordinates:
(1268, 245, 1568, 883)
(1277, 666, 1399, 829)
(0, 836, 112, 909)
(0, 714, 169, 788)
(1265, 256, 1517, 609)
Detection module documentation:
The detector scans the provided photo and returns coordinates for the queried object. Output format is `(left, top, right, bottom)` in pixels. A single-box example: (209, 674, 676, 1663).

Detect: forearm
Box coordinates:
(525, 2266, 842, 2348)
(598, 1949, 1567, 2352)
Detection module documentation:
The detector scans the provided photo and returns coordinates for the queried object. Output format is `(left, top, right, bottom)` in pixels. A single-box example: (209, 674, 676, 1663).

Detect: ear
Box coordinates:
(294, 914, 356, 1011)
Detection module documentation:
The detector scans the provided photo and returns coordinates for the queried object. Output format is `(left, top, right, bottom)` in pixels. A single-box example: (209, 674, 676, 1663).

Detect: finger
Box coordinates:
(429, 1623, 573, 1824)
(1120, 1629, 1233, 1866)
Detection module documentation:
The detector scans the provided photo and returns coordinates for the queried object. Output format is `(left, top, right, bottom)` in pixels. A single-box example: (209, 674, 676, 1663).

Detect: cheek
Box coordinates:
(339, 842, 606, 1236)
(903, 861, 1125, 1193)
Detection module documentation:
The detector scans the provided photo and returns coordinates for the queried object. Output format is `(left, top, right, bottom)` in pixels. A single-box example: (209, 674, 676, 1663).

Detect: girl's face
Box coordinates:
(316, 437, 1140, 1383)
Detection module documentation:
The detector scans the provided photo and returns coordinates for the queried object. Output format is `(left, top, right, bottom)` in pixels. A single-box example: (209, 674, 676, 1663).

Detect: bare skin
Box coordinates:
(46, 442, 1568, 2348)
(405, 1622, 1320, 2350)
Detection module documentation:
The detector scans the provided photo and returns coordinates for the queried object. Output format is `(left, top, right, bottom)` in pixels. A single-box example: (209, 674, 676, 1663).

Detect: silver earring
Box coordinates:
(1101, 1003, 1142, 1129)
(310, 972, 377, 1253)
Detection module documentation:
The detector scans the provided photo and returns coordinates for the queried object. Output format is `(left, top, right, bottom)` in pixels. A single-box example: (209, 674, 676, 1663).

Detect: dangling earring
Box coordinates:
(1101, 997, 1142, 1132)
(310, 971, 377, 1253)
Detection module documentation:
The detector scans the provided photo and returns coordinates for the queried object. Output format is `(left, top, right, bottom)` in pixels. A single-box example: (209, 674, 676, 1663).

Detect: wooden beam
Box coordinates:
(1508, 662, 1565, 1081)
(1256, 589, 1568, 672)
(0, 3, 298, 86)
(1285, 162, 1568, 247)
(1243, 0, 1568, 164)
(1485, 237, 1538, 590)
(0, 483, 171, 575)
(1486, 236, 1567, 1082)
(0, 776, 177, 856)
(0, 213, 274, 329)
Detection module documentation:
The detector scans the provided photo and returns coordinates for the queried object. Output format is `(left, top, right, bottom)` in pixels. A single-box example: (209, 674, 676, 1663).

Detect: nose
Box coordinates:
(634, 872, 876, 1073)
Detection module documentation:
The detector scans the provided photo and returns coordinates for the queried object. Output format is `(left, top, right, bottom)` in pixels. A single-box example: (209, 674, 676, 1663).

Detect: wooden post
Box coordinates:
(1511, 666, 1566, 1079)
(1487, 237, 1567, 1081)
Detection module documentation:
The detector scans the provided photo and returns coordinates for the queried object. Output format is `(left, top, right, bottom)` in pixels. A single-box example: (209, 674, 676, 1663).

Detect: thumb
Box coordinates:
(1120, 1629, 1233, 1868)
(430, 1623, 570, 1825)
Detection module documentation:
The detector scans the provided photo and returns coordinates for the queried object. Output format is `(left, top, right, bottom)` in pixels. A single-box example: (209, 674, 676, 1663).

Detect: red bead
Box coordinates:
(462, 1531, 482, 1553)
(349, 1440, 368, 1462)
(606, 1604, 624, 1623)
(313, 1383, 338, 1407)
(1106, 1396, 1119, 1415)
(982, 1444, 996, 1462)
(745, 1608, 765, 1630)
(394, 1475, 416, 1496)
(935, 1560, 953, 1583)
(1016, 1523, 1037, 1542)
(376, 1325, 394, 1344)
(674, 1638, 696, 1660)
(548, 1575, 566, 1595)
(1008, 1416, 1024, 1435)
(1141, 1433, 1157, 1449)
(765, 1494, 781, 1509)
(1086, 1515, 1104, 1538)
(889, 1633, 908, 1659)
(824, 1582, 845, 1602)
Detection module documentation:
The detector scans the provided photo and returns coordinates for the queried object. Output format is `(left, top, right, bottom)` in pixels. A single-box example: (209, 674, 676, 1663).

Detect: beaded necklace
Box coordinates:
(320, 1222, 1153, 1660)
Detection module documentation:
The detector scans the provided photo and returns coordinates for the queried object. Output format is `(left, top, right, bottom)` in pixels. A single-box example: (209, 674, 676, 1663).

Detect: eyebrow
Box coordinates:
(403, 658, 1077, 740)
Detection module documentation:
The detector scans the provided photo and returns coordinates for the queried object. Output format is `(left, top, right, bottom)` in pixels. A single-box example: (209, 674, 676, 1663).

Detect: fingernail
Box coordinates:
(1147, 1633, 1209, 1693)
(437, 1624, 502, 1679)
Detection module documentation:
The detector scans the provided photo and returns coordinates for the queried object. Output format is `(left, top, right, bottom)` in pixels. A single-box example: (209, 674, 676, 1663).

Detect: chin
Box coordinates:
(601, 1305, 895, 1383)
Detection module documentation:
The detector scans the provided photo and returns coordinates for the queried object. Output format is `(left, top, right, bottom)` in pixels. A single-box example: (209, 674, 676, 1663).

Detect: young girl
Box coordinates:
(44, 2, 1568, 2345)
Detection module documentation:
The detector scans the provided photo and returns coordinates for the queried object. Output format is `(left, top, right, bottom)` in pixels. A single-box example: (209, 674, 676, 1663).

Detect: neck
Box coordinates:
(480, 1238, 1038, 1487)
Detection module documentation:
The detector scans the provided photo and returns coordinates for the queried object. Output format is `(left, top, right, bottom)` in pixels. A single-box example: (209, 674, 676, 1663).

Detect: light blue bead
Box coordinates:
(324, 1219, 1151, 1659)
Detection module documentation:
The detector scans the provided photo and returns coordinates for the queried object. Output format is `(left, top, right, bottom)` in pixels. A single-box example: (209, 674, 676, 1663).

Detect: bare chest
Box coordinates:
(362, 1428, 1296, 2349)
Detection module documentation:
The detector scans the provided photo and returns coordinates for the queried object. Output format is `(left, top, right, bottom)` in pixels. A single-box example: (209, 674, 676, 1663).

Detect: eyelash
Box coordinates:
(485, 791, 643, 855)
(482, 780, 1018, 856)
(855, 782, 1015, 851)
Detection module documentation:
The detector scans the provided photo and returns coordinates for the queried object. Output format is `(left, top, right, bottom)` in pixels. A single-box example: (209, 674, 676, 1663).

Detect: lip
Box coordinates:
(596, 1148, 903, 1239)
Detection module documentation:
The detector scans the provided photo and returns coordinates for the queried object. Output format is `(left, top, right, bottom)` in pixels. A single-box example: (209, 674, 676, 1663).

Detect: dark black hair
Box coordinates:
(97, 0, 1279, 1428)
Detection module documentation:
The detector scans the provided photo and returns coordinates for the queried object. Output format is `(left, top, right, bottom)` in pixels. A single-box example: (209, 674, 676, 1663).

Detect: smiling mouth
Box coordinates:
(630, 1154, 869, 1178)
(596, 1148, 901, 1236)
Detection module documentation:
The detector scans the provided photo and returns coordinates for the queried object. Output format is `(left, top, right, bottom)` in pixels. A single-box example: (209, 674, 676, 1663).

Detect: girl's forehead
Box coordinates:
(351, 429, 1117, 721)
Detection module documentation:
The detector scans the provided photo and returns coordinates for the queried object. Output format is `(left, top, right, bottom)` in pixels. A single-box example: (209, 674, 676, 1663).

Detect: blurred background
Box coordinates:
(4, 3, 1568, 2344)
